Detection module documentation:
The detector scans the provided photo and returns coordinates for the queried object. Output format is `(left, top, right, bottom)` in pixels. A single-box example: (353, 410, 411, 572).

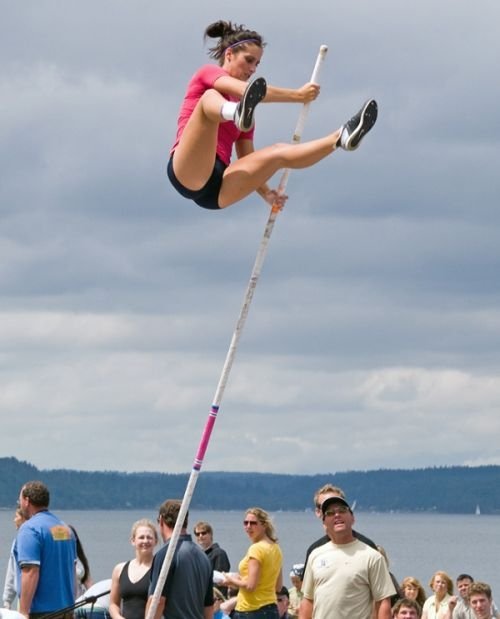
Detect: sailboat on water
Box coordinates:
(475, 504, 481, 516)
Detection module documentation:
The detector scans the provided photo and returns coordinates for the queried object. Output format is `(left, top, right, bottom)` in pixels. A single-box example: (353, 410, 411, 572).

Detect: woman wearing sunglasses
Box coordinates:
(223, 507, 283, 619)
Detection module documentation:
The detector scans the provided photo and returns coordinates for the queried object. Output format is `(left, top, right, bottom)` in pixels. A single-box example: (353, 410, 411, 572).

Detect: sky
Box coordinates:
(1, 0, 499, 476)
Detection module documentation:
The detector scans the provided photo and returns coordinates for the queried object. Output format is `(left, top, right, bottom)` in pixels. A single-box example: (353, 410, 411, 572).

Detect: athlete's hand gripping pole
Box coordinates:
(271, 44, 328, 213)
(145, 46, 328, 619)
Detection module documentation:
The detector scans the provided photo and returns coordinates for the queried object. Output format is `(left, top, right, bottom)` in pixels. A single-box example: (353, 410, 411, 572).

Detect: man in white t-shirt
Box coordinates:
(299, 496, 395, 619)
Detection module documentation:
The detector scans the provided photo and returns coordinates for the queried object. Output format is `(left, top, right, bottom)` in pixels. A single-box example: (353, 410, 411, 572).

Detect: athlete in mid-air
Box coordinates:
(167, 20, 378, 211)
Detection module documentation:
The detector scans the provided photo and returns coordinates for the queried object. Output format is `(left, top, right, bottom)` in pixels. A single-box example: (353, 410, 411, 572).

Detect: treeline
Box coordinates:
(0, 456, 498, 514)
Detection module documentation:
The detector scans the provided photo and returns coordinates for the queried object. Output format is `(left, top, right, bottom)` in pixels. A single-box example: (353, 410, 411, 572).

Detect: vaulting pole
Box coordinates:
(146, 44, 328, 619)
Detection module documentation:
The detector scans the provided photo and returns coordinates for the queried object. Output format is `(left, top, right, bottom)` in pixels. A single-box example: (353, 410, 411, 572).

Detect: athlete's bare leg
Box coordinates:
(218, 131, 340, 208)
(172, 89, 227, 191)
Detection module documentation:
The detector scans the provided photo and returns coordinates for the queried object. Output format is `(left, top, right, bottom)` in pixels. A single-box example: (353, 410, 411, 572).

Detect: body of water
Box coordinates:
(1, 509, 498, 597)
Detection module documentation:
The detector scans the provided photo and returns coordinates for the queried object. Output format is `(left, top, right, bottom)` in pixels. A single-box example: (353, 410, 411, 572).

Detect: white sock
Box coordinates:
(220, 101, 238, 122)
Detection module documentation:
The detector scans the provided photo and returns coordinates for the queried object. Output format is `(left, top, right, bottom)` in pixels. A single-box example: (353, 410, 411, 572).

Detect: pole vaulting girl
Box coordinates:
(167, 19, 378, 211)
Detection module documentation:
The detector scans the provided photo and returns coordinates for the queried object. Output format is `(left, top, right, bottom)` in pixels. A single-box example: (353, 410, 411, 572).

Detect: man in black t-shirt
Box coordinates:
(193, 521, 230, 573)
(193, 520, 231, 596)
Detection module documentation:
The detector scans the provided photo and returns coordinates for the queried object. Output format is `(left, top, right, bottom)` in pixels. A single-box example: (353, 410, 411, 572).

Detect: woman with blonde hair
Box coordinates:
(401, 576, 427, 609)
(422, 571, 454, 619)
(223, 507, 283, 619)
(109, 519, 158, 619)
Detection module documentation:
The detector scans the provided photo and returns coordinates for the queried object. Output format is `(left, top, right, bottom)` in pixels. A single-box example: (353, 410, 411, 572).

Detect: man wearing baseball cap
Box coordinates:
(300, 496, 395, 619)
(304, 484, 377, 568)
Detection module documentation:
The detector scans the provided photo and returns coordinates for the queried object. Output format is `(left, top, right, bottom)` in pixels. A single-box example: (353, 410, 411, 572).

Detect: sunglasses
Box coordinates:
(195, 530, 209, 536)
(243, 519, 259, 526)
(324, 506, 350, 517)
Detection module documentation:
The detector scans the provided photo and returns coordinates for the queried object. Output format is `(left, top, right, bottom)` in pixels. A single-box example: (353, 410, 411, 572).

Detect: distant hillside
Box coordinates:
(1, 456, 498, 514)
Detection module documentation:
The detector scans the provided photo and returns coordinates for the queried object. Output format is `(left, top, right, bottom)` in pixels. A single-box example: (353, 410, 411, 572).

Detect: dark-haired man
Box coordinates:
(453, 574, 475, 619)
(147, 499, 213, 619)
(277, 586, 291, 619)
(14, 481, 76, 619)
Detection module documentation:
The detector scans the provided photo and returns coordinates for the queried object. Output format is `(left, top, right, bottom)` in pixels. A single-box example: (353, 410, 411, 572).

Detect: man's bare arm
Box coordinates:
(375, 597, 392, 619)
(19, 565, 39, 617)
(203, 604, 214, 619)
(145, 596, 166, 619)
(299, 597, 313, 619)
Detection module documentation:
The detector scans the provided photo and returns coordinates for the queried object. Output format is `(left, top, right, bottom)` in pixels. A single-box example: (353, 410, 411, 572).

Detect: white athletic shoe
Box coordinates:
(234, 77, 267, 132)
(339, 99, 378, 151)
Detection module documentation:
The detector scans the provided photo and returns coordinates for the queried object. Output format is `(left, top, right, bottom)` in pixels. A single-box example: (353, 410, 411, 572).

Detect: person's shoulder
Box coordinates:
(185, 537, 211, 562)
(308, 540, 332, 563)
(18, 511, 52, 534)
(194, 64, 227, 80)
(249, 539, 274, 557)
(248, 540, 263, 553)
(355, 538, 378, 552)
(270, 542, 283, 560)
(154, 543, 168, 562)
(212, 543, 229, 557)
(193, 544, 212, 572)
(357, 539, 386, 562)
(255, 539, 280, 550)
(454, 599, 468, 610)
(111, 561, 127, 578)
(353, 529, 377, 550)
(17, 519, 31, 534)
(423, 595, 435, 609)
(35, 510, 64, 527)
(307, 535, 329, 555)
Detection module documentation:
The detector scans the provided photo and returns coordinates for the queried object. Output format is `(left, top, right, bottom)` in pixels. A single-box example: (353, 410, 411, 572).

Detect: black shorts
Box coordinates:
(167, 155, 226, 210)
